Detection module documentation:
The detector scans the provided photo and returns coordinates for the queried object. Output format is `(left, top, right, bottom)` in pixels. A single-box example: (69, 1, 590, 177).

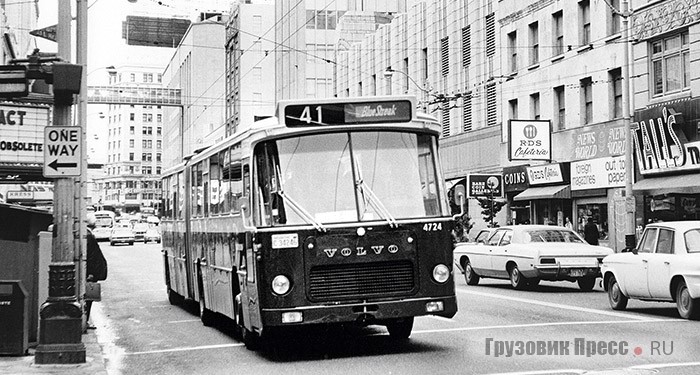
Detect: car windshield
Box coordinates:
(685, 229, 700, 253)
(255, 131, 442, 227)
(524, 229, 585, 244)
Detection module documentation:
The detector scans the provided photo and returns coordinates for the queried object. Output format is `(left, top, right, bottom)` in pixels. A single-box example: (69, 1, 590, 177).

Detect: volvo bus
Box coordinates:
(160, 96, 457, 348)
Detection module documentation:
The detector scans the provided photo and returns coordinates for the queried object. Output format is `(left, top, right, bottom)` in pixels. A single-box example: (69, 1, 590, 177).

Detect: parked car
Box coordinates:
(602, 221, 700, 320)
(144, 228, 161, 243)
(132, 223, 150, 242)
(472, 228, 497, 244)
(110, 227, 135, 246)
(453, 225, 613, 290)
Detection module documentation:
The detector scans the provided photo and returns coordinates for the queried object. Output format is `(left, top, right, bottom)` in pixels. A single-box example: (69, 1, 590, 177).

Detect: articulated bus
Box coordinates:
(160, 96, 457, 348)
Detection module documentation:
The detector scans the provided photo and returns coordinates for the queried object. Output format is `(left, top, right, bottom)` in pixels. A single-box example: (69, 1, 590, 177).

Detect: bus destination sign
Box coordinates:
(284, 100, 412, 127)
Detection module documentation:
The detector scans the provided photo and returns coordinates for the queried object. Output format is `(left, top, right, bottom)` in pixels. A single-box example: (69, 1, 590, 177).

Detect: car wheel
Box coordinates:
(110, 241, 115, 246)
(676, 280, 700, 320)
(508, 264, 527, 290)
(464, 261, 480, 286)
(386, 317, 414, 340)
(607, 276, 628, 310)
(577, 277, 596, 291)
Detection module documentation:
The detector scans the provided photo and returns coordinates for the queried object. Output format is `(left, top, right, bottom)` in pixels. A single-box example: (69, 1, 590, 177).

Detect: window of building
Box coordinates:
(486, 83, 497, 126)
(553, 11, 564, 56)
(441, 103, 450, 137)
(485, 13, 495, 57)
(157, 74, 162, 83)
(130, 125, 134, 134)
(529, 22, 539, 66)
(441, 37, 449, 76)
(462, 26, 471, 68)
(130, 113, 135, 121)
(651, 31, 689, 96)
(609, 0, 621, 35)
(157, 127, 162, 136)
(580, 0, 591, 45)
(142, 140, 148, 148)
(531, 93, 540, 120)
(142, 153, 147, 161)
(609, 68, 623, 119)
(463, 94, 472, 132)
(581, 77, 593, 124)
(509, 99, 519, 121)
(508, 31, 517, 72)
(156, 153, 161, 162)
(157, 140, 162, 149)
(129, 152, 134, 161)
(554, 85, 566, 130)
(403, 58, 409, 93)
(147, 140, 152, 148)
(129, 139, 134, 148)
(157, 114, 162, 123)
(130, 73, 135, 82)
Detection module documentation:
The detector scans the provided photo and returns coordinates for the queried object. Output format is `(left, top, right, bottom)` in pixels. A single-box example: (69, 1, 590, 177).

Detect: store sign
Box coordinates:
(564, 123, 627, 160)
(632, 102, 700, 176)
(503, 165, 529, 193)
(0, 104, 49, 164)
(467, 174, 503, 198)
(571, 156, 627, 191)
(527, 164, 563, 185)
(508, 120, 551, 161)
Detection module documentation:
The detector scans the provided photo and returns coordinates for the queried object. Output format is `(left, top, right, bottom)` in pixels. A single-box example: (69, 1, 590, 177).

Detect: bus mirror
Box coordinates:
(453, 185, 466, 218)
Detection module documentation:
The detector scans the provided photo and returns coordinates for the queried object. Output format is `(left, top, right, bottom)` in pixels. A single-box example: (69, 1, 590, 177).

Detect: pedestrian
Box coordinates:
(86, 213, 108, 329)
(565, 217, 573, 230)
(584, 217, 600, 245)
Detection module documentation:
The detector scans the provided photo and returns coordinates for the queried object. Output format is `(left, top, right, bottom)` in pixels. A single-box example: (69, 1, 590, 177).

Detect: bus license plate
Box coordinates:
(569, 269, 585, 277)
(272, 233, 299, 249)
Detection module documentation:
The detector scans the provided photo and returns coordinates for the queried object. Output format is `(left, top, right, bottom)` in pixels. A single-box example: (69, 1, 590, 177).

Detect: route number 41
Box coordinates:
(423, 223, 442, 231)
(299, 106, 322, 124)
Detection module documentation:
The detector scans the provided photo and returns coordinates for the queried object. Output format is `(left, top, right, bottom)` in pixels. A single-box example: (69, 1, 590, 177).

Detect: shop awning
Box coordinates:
(633, 174, 700, 194)
(513, 185, 571, 201)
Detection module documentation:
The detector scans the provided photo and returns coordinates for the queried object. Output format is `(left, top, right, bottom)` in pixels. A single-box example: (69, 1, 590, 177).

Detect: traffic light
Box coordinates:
(0, 65, 28, 98)
(52, 63, 82, 105)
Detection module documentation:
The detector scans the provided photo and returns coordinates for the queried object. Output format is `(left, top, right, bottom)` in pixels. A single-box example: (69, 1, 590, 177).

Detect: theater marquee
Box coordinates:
(0, 103, 50, 164)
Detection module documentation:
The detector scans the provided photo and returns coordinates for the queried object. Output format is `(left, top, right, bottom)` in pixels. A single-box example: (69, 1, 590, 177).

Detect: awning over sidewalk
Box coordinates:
(633, 174, 700, 194)
(513, 185, 571, 201)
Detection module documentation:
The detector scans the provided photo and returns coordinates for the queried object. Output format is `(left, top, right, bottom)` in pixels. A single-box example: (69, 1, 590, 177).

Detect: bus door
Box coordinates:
(238, 232, 261, 331)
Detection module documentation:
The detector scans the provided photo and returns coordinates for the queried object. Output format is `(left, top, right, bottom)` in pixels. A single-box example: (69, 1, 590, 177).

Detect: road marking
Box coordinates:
(118, 343, 245, 356)
(426, 315, 455, 323)
(167, 319, 201, 324)
(485, 361, 700, 375)
(412, 318, 686, 335)
(457, 288, 660, 321)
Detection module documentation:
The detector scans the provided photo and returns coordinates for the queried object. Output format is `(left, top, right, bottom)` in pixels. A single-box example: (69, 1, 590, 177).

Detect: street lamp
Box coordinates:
(383, 68, 432, 110)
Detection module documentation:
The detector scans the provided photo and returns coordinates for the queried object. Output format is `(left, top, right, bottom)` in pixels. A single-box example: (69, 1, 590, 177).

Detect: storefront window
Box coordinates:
(534, 199, 571, 227)
(576, 203, 608, 242)
(644, 194, 699, 223)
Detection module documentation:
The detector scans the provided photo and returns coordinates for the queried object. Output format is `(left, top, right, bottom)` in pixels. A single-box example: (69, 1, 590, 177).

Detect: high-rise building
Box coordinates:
(274, 0, 414, 102)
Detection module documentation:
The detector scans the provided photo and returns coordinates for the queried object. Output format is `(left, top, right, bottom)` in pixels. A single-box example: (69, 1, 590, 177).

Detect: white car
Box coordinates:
(602, 221, 700, 320)
(454, 225, 613, 290)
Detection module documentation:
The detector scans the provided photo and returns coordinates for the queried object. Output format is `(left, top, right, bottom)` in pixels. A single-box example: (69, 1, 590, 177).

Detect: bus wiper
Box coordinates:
(276, 165, 327, 232)
(353, 158, 398, 228)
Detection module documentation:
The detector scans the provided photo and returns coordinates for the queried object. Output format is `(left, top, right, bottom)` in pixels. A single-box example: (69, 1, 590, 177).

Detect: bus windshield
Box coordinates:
(255, 131, 441, 226)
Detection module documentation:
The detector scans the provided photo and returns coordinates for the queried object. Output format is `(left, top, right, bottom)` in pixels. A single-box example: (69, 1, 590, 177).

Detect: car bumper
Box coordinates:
(111, 238, 134, 243)
(261, 295, 457, 327)
(529, 265, 601, 281)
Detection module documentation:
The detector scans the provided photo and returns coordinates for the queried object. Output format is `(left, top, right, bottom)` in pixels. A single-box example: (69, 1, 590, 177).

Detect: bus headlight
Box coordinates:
(432, 264, 450, 283)
(271, 275, 291, 295)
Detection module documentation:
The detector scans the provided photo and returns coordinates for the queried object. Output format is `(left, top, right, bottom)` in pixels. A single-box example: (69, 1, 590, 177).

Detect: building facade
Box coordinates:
(224, 0, 275, 137)
(162, 20, 226, 169)
(628, 0, 700, 226)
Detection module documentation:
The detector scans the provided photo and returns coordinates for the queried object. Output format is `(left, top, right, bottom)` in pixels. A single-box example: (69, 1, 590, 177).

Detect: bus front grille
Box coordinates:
(308, 260, 415, 301)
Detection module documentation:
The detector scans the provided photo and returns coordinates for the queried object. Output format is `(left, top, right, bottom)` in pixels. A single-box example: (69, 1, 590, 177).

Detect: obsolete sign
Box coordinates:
(43, 126, 81, 177)
(0, 104, 49, 164)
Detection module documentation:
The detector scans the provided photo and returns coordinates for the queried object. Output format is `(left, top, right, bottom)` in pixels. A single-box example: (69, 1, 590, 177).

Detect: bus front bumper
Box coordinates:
(261, 295, 457, 326)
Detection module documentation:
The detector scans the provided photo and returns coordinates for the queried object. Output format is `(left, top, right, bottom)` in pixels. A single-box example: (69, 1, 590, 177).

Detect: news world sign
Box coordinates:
(508, 120, 551, 161)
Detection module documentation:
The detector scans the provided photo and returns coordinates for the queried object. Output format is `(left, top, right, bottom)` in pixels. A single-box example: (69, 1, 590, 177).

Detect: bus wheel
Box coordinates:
(242, 327, 260, 350)
(199, 299, 216, 327)
(386, 317, 413, 340)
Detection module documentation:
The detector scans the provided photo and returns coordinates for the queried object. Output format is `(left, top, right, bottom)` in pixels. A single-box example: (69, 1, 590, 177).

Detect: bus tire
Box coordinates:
(386, 317, 413, 340)
(243, 327, 260, 350)
(200, 298, 216, 327)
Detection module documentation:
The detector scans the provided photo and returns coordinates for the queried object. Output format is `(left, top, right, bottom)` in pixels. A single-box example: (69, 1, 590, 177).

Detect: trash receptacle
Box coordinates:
(0, 280, 29, 355)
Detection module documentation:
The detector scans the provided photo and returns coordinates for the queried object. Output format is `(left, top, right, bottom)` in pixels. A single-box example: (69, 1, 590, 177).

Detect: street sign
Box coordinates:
(30, 24, 57, 43)
(43, 126, 81, 177)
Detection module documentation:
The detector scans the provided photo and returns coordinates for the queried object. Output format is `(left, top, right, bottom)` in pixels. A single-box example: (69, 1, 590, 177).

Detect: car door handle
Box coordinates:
(664, 261, 670, 265)
(642, 259, 648, 263)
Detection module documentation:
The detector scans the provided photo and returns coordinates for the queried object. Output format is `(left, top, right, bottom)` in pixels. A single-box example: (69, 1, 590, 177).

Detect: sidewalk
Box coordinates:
(0, 329, 107, 375)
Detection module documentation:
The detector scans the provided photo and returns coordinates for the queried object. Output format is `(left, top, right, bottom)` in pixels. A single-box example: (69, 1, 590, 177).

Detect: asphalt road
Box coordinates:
(92, 241, 700, 375)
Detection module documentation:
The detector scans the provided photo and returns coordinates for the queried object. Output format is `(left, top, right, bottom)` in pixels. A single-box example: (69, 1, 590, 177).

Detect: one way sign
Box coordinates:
(43, 126, 82, 177)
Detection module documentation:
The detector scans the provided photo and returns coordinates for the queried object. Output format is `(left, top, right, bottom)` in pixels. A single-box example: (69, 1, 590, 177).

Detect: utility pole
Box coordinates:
(621, 0, 636, 252)
(35, 0, 86, 364)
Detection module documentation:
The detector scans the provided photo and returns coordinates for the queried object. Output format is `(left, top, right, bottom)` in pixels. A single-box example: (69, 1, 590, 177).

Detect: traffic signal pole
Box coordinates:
(34, 0, 86, 364)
